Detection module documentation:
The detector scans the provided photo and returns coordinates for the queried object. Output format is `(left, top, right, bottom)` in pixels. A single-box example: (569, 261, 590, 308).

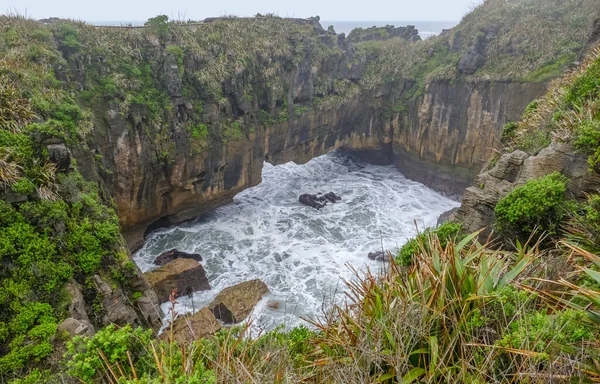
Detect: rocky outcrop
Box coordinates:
(347, 25, 421, 43)
(163, 308, 222, 344)
(57, 317, 94, 338)
(451, 143, 600, 237)
(145, 259, 211, 303)
(209, 279, 269, 324)
(46, 139, 72, 172)
(393, 81, 548, 197)
(93, 275, 140, 327)
(154, 249, 203, 266)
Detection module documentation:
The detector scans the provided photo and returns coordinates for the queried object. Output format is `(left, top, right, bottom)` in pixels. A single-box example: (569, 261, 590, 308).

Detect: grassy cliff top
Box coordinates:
(358, 0, 599, 89)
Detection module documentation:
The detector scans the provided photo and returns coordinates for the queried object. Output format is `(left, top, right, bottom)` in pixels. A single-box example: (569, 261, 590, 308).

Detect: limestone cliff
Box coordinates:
(393, 81, 547, 196)
(46, 7, 596, 250)
(58, 18, 558, 250)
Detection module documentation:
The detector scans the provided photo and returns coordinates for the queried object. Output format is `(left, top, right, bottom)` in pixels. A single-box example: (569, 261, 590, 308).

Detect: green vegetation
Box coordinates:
(396, 222, 463, 265)
(28, 230, 600, 383)
(495, 172, 568, 240)
(502, 44, 600, 156)
(358, 0, 596, 98)
(2, 1, 600, 382)
(0, 15, 146, 380)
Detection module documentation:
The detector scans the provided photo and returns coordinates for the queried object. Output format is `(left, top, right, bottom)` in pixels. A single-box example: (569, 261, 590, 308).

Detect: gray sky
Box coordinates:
(5, 0, 479, 22)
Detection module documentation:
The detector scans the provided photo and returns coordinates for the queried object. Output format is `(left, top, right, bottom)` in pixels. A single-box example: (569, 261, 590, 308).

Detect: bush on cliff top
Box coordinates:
(495, 172, 568, 241)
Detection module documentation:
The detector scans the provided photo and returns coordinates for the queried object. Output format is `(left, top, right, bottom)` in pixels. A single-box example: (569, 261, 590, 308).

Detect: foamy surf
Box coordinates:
(133, 151, 460, 331)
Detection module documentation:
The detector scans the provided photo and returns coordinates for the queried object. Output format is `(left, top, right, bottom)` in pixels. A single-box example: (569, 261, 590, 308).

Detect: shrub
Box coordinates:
(495, 172, 568, 240)
(65, 324, 155, 383)
(574, 119, 600, 171)
(500, 121, 519, 144)
(497, 310, 594, 354)
(397, 222, 463, 265)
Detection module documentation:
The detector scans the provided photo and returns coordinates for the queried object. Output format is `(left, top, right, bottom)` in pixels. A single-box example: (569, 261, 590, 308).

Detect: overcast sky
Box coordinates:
(5, 0, 479, 22)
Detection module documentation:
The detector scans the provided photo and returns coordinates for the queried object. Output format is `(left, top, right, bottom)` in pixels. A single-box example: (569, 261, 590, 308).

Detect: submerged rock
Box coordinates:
(209, 279, 269, 324)
(154, 249, 203, 266)
(145, 259, 211, 303)
(162, 308, 222, 344)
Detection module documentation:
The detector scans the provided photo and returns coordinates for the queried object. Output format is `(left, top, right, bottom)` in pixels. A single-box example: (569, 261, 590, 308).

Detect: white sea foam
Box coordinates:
(133, 151, 460, 331)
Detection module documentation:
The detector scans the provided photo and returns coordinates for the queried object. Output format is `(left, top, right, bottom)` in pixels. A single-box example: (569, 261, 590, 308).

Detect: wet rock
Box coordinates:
(145, 259, 211, 303)
(437, 208, 459, 226)
(267, 301, 281, 310)
(46, 142, 72, 172)
(154, 249, 203, 266)
(162, 308, 222, 344)
(299, 194, 326, 210)
(299, 192, 341, 209)
(323, 192, 342, 203)
(209, 279, 269, 324)
(57, 317, 95, 338)
(368, 251, 389, 262)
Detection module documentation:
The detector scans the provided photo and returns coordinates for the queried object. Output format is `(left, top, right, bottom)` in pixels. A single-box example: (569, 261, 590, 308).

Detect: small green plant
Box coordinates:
(497, 310, 593, 354)
(397, 222, 463, 265)
(495, 172, 568, 240)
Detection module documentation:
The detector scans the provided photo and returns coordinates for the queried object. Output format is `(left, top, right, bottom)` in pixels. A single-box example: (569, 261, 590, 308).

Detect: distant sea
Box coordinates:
(90, 20, 459, 39)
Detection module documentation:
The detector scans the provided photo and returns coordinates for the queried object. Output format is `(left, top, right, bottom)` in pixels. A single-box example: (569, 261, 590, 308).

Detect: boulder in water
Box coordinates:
(209, 279, 269, 324)
(299, 192, 341, 209)
(299, 194, 326, 209)
(145, 259, 211, 303)
(154, 249, 203, 266)
(368, 251, 390, 262)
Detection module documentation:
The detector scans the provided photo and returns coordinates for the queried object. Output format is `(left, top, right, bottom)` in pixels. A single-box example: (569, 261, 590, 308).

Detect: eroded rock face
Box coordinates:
(209, 279, 269, 324)
(145, 259, 211, 303)
(57, 317, 94, 338)
(393, 81, 548, 197)
(162, 308, 222, 344)
(93, 275, 140, 327)
(46, 141, 72, 172)
(450, 143, 600, 238)
(154, 249, 203, 266)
